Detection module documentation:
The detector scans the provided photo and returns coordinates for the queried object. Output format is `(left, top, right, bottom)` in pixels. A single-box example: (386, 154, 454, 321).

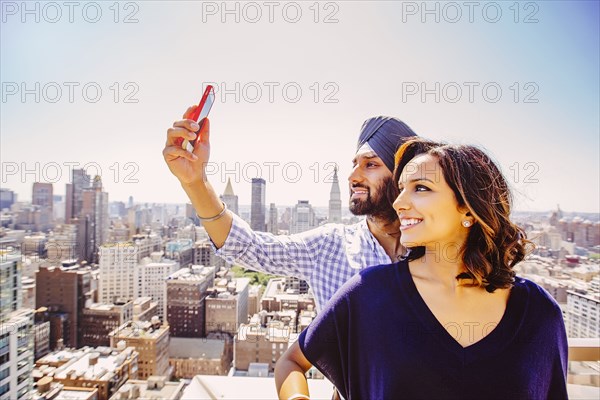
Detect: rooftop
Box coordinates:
(181, 375, 333, 400)
(169, 337, 225, 359)
(36, 346, 137, 382)
(110, 377, 185, 400)
(110, 320, 168, 340)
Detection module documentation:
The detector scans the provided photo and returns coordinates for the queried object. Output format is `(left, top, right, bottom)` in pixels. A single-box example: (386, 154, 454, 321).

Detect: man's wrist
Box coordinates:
(180, 178, 208, 191)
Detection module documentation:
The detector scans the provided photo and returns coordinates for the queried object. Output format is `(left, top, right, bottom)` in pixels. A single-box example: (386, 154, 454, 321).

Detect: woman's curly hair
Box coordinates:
(394, 138, 534, 292)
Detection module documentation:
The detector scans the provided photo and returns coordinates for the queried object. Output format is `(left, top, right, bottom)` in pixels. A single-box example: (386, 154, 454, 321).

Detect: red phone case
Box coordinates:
(175, 85, 214, 150)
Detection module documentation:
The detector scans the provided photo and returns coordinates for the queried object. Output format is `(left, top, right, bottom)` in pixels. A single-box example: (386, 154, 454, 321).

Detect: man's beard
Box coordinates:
(349, 176, 398, 221)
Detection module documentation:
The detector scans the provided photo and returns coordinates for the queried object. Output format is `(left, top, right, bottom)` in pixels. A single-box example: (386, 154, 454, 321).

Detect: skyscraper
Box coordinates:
(166, 266, 215, 337)
(250, 178, 266, 231)
(99, 242, 138, 303)
(78, 176, 109, 263)
(65, 168, 91, 224)
(267, 203, 278, 234)
(290, 200, 317, 234)
(328, 167, 342, 223)
(32, 182, 53, 212)
(220, 178, 239, 215)
(136, 252, 180, 319)
(1, 252, 34, 399)
(35, 265, 92, 349)
(0, 188, 16, 211)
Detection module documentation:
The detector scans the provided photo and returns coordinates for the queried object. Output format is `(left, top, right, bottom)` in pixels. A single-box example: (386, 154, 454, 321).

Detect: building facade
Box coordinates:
(567, 290, 600, 338)
(166, 266, 215, 337)
(250, 178, 266, 231)
(109, 319, 170, 380)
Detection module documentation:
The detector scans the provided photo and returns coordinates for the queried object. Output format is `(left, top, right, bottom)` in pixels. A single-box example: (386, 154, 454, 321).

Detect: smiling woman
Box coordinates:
(275, 138, 569, 400)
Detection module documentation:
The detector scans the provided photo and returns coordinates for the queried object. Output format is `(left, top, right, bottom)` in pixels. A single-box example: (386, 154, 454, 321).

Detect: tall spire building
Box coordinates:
(220, 178, 239, 215)
(328, 167, 342, 223)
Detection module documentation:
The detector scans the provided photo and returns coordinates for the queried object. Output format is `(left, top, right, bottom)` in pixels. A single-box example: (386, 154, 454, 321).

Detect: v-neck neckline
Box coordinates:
(396, 260, 529, 364)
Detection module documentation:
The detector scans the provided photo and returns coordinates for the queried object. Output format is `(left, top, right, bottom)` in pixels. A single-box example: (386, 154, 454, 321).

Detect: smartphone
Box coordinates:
(177, 85, 215, 153)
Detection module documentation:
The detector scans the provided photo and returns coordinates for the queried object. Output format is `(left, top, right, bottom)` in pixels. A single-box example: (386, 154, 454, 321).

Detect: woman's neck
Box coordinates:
(410, 244, 469, 290)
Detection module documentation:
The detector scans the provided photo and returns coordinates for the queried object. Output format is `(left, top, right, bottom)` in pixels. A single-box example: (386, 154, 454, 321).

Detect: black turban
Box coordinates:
(356, 116, 418, 172)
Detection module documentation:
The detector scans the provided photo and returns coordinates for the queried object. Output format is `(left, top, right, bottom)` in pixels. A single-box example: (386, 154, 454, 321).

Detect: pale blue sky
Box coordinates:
(1, 1, 599, 213)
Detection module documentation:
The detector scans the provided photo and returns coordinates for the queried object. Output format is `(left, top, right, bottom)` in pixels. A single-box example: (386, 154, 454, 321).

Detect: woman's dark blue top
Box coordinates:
(298, 260, 568, 399)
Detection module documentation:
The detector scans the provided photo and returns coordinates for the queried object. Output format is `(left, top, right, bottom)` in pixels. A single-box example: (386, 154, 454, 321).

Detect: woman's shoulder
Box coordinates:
(512, 276, 563, 317)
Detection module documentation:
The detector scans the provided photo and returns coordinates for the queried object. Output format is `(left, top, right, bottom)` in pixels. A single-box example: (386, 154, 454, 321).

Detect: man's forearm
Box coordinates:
(181, 179, 233, 248)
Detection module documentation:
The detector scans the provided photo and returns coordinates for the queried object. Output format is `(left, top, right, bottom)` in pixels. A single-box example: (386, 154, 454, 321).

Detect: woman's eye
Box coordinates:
(415, 185, 430, 192)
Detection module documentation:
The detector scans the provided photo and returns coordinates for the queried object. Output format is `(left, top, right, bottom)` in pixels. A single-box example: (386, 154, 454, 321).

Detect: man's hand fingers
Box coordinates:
(166, 127, 197, 146)
(163, 145, 199, 162)
(183, 105, 198, 119)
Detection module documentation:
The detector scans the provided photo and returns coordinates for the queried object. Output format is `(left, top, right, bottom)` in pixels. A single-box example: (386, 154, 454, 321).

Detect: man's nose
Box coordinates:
(348, 166, 363, 184)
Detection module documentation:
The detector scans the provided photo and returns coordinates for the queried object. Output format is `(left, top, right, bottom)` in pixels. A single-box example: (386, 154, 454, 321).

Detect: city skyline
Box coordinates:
(1, 2, 599, 213)
(2, 180, 600, 219)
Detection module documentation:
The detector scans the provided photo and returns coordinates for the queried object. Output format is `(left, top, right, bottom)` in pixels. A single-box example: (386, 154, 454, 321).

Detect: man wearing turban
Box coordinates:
(163, 112, 417, 311)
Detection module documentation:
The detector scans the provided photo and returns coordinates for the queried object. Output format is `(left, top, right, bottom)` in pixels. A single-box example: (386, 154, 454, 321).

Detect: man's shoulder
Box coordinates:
(342, 261, 405, 292)
(316, 220, 367, 235)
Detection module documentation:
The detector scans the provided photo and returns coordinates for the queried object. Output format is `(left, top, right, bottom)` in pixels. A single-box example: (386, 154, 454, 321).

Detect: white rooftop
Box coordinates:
(181, 375, 334, 400)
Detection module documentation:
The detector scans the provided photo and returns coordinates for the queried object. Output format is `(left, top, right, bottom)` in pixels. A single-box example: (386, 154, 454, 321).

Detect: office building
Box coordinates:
(109, 318, 170, 380)
(80, 301, 134, 348)
(290, 200, 317, 234)
(250, 178, 266, 231)
(205, 278, 250, 337)
(0, 309, 35, 400)
(46, 224, 79, 263)
(169, 338, 231, 378)
(136, 252, 179, 319)
(1, 251, 34, 399)
(234, 321, 290, 372)
(0, 189, 16, 211)
(567, 290, 600, 338)
(165, 239, 194, 269)
(132, 297, 158, 322)
(166, 266, 215, 337)
(261, 277, 315, 315)
(1, 252, 22, 321)
(98, 243, 138, 304)
(65, 169, 91, 224)
(35, 265, 92, 349)
(267, 203, 278, 234)
(32, 182, 53, 213)
(34, 320, 51, 360)
(77, 176, 109, 263)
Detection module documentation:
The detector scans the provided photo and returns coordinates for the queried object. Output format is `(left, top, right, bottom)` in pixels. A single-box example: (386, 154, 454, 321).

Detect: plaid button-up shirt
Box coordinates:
(214, 213, 393, 311)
